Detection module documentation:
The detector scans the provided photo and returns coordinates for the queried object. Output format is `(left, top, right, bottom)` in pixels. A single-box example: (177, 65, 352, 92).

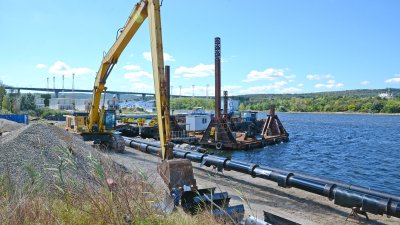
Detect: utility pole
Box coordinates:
(206, 84, 209, 99)
(179, 85, 182, 97)
(72, 73, 75, 110)
(62, 74, 65, 98)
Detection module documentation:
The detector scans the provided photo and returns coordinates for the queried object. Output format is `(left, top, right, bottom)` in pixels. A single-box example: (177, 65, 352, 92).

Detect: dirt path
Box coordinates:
(105, 147, 399, 225)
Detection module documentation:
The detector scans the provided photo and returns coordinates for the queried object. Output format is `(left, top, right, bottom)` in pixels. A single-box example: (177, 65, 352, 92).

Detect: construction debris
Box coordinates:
(0, 123, 104, 194)
(0, 118, 25, 135)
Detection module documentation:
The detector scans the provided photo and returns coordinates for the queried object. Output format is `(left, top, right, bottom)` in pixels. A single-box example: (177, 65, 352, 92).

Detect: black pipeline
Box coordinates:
(124, 137, 400, 219)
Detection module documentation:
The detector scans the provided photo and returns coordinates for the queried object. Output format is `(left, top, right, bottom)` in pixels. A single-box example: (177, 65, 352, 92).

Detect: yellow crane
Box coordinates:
(68, 0, 196, 189)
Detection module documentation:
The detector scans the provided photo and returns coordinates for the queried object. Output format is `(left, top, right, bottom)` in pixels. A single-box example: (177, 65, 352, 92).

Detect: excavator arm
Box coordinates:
(87, 0, 172, 160)
(84, 1, 239, 218)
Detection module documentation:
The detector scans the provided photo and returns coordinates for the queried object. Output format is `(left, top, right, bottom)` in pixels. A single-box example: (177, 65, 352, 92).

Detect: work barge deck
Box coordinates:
(117, 37, 289, 150)
(117, 105, 289, 150)
(198, 107, 289, 150)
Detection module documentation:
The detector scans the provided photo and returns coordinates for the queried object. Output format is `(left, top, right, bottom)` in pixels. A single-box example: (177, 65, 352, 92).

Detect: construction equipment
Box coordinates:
(66, 0, 243, 220)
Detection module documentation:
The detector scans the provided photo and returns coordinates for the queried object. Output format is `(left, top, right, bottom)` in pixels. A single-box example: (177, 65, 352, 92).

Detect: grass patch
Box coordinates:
(0, 150, 220, 224)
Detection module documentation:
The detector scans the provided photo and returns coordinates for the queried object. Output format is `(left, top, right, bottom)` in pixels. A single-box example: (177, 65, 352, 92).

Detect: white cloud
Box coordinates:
(124, 70, 152, 82)
(238, 81, 301, 94)
(361, 80, 370, 85)
(315, 79, 344, 89)
(175, 64, 214, 78)
(143, 51, 175, 62)
(143, 52, 151, 61)
(306, 74, 320, 80)
(123, 69, 154, 92)
(36, 64, 47, 69)
(285, 74, 296, 79)
(243, 68, 285, 82)
(306, 74, 333, 81)
(173, 75, 181, 79)
(385, 74, 400, 83)
(128, 82, 154, 92)
(48, 61, 93, 77)
(327, 79, 335, 84)
(297, 83, 304, 87)
(222, 85, 242, 91)
(122, 64, 141, 70)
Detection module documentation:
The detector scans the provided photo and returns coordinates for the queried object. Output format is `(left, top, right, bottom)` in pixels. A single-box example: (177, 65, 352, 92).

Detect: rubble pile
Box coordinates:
(0, 119, 24, 135)
(0, 123, 103, 193)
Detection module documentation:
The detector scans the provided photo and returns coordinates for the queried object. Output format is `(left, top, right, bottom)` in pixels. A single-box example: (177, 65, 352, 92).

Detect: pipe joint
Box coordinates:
(201, 155, 229, 172)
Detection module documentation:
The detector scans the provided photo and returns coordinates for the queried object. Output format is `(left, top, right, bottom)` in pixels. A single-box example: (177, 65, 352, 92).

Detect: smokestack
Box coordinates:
(62, 75, 65, 90)
(165, 65, 170, 108)
(215, 37, 221, 119)
(223, 90, 228, 115)
(53, 76, 55, 89)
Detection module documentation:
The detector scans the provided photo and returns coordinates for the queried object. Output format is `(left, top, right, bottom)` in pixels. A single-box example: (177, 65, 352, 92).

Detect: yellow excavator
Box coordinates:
(66, 0, 196, 190)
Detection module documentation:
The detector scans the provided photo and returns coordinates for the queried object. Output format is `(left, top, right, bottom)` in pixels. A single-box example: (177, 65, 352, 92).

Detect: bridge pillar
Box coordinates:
(17, 89, 20, 94)
(142, 93, 146, 100)
(116, 94, 121, 101)
(55, 90, 59, 98)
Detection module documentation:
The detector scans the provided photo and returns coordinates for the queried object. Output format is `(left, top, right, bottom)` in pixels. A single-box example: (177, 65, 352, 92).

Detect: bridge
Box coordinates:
(3, 86, 210, 99)
(3, 86, 155, 99)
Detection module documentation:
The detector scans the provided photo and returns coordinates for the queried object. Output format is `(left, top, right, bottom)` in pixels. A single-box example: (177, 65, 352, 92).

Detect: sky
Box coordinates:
(0, 0, 399, 96)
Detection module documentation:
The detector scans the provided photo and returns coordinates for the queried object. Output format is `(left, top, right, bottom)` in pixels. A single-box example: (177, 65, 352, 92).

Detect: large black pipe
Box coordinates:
(124, 137, 400, 219)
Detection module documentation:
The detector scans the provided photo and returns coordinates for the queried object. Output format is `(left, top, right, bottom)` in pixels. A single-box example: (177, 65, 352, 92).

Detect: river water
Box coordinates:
(212, 113, 400, 195)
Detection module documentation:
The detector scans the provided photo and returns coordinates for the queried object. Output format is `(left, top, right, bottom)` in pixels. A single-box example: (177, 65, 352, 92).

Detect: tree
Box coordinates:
(41, 94, 51, 107)
(239, 103, 246, 111)
(371, 101, 384, 113)
(382, 100, 400, 113)
(21, 93, 36, 111)
(0, 85, 6, 110)
(2, 94, 10, 111)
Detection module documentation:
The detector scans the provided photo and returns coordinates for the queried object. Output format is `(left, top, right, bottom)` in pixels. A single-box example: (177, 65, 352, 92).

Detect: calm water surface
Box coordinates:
(212, 113, 400, 195)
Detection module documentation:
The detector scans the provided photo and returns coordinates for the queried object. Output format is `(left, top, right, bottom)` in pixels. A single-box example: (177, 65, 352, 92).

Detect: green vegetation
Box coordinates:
(0, 148, 218, 224)
(236, 95, 400, 113)
(1, 83, 399, 115)
(171, 89, 400, 113)
(0, 84, 69, 118)
(171, 97, 215, 110)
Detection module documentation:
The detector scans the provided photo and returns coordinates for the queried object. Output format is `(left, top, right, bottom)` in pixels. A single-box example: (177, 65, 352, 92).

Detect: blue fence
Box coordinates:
(0, 114, 29, 124)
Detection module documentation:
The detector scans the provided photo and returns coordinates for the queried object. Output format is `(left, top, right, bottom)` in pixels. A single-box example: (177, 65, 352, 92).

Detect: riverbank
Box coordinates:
(279, 111, 400, 116)
(106, 146, 400, 225)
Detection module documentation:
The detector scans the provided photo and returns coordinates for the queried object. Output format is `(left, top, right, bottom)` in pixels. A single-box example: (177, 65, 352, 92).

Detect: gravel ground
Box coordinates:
(0, 123, 103, 194)
(0, 119, 24, 135)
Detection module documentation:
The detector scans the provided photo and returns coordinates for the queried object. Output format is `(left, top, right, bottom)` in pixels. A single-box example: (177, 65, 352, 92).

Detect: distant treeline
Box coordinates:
(237, 96, 400, 113)
(170, 88, 400, 113)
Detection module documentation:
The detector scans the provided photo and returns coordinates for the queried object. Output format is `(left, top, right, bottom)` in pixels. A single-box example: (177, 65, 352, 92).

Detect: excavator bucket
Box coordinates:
(158, 158, 197, 191)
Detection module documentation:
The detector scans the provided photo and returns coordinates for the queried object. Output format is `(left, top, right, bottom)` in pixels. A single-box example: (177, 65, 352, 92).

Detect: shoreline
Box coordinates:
(277, 111, 400, 116)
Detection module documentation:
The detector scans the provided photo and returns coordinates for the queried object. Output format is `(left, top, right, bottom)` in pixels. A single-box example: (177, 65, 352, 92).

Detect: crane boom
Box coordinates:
(87, 0, 171, 160)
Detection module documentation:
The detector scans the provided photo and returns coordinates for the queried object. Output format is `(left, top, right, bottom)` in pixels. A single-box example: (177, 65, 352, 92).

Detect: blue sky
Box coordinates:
(0, 0, 399, 96)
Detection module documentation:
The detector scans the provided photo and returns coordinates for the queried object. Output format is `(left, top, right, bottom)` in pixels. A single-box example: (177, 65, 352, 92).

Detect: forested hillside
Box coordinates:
(171, 89, 400, 113)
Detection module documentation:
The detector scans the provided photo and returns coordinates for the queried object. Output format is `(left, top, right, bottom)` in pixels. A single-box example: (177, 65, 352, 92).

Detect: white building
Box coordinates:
(221, 99, 240, 113)
(49, 98, 74, 110)
(378, 91, 393, 99)
(34, 98, 45, 108)
(185, 114, 211, 131)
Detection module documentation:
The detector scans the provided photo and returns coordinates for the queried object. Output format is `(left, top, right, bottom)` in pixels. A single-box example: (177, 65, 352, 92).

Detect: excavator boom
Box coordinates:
(87, 0, 171, 160)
